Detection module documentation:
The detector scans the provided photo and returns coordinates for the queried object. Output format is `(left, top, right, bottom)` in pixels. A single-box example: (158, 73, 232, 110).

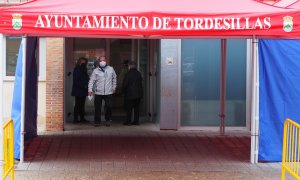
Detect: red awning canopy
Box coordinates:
(0, 0, 300, 38)
(287, 0, 300, 7)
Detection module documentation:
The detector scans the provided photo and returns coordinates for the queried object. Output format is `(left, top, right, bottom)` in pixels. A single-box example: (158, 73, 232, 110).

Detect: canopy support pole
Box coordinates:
(0, 34, 4, 178)
(219, 39, 227, 135)
(20, 37, 27, 163)
(250, 36, 259, 164)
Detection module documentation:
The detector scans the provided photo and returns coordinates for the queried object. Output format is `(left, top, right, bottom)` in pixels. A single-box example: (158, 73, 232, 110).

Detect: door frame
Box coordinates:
(178, 39, 250, 131)
(64, 38, 75, 124)
(64, 38, 155, 123)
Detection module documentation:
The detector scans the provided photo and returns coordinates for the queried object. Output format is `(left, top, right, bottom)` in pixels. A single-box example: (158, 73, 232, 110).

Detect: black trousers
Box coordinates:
(94, 94, 112, 123)
(125, 98, 141, 123)
(74, 96, 86, 121)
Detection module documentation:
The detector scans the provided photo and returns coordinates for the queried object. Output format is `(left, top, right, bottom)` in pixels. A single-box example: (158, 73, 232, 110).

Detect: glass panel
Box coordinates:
(181, 39, 221, 126)
(225, 40, 246, 126)
(181, 39, 247, 127)
(109, 39, 132, 114)
(6, 36, 22, 76)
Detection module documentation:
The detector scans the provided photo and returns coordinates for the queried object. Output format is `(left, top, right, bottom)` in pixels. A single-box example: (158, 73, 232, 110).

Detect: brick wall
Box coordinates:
(46, 38, 64, 131)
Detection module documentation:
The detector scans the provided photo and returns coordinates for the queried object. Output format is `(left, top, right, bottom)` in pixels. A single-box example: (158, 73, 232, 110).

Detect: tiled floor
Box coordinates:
(15, 121, 287, 179)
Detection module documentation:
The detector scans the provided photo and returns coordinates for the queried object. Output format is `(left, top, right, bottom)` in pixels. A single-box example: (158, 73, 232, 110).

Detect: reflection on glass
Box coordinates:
(181, 39, 221, 126)
(225, 40, 246, 126)
(181, 39, 246, 127)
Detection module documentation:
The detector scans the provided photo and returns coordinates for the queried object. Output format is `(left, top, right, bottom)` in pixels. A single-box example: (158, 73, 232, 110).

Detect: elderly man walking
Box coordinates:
(88, 55, 117, 127)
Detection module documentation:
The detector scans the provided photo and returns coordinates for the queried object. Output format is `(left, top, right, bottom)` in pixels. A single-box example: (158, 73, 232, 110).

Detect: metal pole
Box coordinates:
(219, 39, 227, 135)
(0, 34, 5, 179)
(20, 37, 27, 163)
(250, 36, 259, 164)
(254, 38, 260, 164)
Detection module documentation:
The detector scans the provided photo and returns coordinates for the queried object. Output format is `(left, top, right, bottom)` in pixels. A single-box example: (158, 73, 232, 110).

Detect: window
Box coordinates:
(6, 36, 22, 76)
(4, 37, 45, 80)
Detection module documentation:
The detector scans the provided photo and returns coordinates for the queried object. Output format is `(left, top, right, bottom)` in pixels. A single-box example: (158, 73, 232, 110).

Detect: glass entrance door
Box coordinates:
(65, 38, 157, 124)
(136, 39, 159, 123)
(65, 38, 107, 123)
(136, 40, 148, 117)
(109, 39, 132, 116)
(180, 39, 247, 127)
(110, 39, 150, 119)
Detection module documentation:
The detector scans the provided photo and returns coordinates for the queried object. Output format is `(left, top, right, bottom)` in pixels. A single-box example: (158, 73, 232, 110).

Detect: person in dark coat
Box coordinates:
(71, 57, 90, 123)
(122, 61, 143, 125)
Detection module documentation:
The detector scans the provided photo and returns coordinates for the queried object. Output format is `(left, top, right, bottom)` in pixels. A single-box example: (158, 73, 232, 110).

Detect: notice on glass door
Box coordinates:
(166, 57, 174, 65)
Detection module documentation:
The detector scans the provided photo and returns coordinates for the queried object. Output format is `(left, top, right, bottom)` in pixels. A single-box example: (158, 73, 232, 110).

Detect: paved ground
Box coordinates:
(13, 121, 291, 180)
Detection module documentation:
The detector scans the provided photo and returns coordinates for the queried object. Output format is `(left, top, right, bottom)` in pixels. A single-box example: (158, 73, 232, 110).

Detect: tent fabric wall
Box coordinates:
(24, 37, 38, 140)
(11, 39, 24, 160)
(258, 39, 300, 161)
(11, 37, 38, 160)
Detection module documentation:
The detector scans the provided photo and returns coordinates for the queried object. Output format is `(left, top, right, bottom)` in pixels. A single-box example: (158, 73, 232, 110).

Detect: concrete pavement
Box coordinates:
(14, 121, 289, 179)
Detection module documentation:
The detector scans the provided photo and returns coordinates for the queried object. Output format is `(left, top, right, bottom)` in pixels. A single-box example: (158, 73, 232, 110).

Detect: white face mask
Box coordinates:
(99, 61, 107, 67)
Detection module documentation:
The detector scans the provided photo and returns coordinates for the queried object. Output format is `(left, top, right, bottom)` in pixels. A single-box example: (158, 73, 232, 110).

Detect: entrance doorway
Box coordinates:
(64, 38, 159, 126)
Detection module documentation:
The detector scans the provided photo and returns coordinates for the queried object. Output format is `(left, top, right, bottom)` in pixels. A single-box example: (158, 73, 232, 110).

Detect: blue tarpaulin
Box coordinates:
(11, 39, 24, 160)
(11, 37, 37, 160)
(258, 39, 300, 162)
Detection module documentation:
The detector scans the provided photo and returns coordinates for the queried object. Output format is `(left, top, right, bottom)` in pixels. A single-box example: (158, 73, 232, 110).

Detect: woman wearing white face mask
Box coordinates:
(88, 55, 117, 127)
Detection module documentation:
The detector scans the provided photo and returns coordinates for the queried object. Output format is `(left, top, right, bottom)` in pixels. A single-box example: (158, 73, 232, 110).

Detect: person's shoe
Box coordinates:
(73, 120, 79, 124)
(123, 121, 131, 126)
(131, 121, 139, 125)
(106, 122, 110, 127)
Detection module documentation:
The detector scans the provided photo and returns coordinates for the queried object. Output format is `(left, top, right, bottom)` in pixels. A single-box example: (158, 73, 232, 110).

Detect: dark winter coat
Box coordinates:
(122, 68, 143, 100)
(71, 65, 89, 96)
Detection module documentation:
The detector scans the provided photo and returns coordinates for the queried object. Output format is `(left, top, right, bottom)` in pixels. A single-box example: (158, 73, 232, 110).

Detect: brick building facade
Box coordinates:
(46, 38, 64, 131)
